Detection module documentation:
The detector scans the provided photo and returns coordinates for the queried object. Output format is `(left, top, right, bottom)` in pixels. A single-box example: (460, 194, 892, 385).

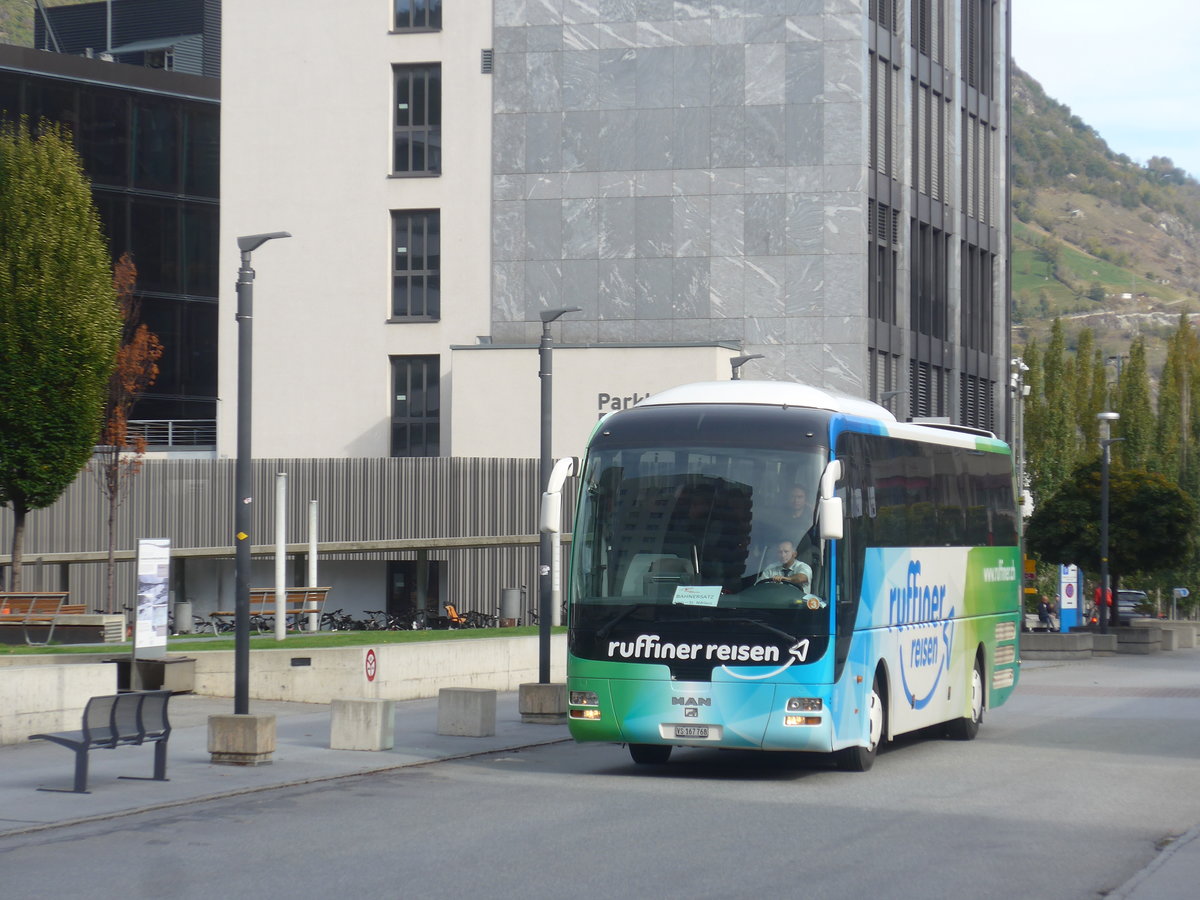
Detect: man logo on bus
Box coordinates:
(889, 559, 954, 710)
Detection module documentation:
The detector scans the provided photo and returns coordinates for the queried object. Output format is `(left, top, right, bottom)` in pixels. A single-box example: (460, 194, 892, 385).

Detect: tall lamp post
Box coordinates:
(234, 232, 291, 715)
(1097, 411, 1121, 635)
(730, 354, 763, 380)
(538, 307, 580, 683)
(1010, 359, 1030, 511)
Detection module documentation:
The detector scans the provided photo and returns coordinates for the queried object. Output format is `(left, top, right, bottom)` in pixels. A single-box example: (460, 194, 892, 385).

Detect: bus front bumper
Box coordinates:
(567, 676, 838, 753)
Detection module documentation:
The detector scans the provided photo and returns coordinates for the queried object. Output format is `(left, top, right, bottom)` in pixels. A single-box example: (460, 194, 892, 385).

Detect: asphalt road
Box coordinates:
(2, 652, 1199, 899)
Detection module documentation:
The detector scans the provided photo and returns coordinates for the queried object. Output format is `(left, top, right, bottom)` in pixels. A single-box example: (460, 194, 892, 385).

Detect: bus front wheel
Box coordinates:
(945, 657, 984, 741)
(629, 743, 672, 765)
(837, 675, 884, 772)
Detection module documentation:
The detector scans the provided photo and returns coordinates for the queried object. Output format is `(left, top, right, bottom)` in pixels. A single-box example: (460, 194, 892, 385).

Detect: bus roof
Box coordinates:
(638, 380, 897, 422)
(634, 381, 1007, 450)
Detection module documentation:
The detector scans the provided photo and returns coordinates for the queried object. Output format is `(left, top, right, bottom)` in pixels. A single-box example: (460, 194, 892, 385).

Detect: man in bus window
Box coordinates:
(789, 486, 812, 526)
(757, 540, 811, 589)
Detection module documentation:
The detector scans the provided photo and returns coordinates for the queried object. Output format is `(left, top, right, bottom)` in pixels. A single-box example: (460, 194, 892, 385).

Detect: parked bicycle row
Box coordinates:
(197, 605, 506, 635)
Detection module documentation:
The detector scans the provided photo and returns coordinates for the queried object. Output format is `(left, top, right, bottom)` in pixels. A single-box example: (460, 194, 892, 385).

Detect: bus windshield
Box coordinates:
(570, 443, 829, 617)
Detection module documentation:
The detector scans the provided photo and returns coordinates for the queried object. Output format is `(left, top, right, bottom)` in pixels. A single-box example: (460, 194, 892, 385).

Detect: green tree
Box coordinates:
(0, 121, 120, 590)
(1025, 320, 1078, 503)
(1025, 460, 1197, 595)
(1153, 316, 1190, 479)
(1116, 337, 1154, 470)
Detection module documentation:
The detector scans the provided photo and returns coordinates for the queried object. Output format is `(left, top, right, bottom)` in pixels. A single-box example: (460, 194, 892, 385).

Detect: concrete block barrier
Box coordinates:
(208, 713, 276, 766)
(1115, 625, 1161, 654)
(1134, 620, 1195, 648)
(331, 698, 395, 751)
(1019, 632, 1094, 660)
(518, 682, 567, 723)
(437, 687, 497, 737)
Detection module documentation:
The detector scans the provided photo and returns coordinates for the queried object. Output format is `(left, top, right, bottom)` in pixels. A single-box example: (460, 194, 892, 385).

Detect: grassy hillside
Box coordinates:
(1011, 66, 1200, 363)
(0, 0, 89, 48)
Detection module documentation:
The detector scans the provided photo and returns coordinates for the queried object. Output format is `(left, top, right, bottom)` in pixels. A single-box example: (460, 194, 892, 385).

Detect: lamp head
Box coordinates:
(237, 232, 292, 253)
(539, 306, 582, 324)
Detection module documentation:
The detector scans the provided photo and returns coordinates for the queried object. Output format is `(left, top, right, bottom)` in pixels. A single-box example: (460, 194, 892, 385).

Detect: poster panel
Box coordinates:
(135, 538, 171, 659)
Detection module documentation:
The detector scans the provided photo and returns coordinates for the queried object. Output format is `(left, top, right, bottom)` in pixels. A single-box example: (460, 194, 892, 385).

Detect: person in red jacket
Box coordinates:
(1092, 586, 1112, 625)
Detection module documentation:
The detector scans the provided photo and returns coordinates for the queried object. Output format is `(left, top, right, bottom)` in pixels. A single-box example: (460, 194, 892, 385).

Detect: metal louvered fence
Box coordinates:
(0, 457, 574, 624)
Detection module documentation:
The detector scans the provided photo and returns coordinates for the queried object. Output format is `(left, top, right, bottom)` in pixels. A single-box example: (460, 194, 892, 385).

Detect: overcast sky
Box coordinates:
(1011, 0, 1200, 179)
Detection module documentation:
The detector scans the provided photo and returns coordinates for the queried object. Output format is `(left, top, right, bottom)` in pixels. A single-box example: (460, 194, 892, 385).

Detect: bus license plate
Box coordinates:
(674, 725, 709, 738)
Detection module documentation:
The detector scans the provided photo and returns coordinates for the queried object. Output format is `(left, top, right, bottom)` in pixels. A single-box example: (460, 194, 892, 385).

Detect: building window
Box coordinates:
(909, 359, 946, 419)
(868, 200, 898, 325)
(391, 356, 440, 457)
(393, 64, 441, 175)
(391, 210, 440, 319)
(394, 0, 441, 31)
(910, 221, 948, 340)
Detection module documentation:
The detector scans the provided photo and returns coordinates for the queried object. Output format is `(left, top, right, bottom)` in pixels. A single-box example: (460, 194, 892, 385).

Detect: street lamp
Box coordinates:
(234, 231, 291, 715)
(1097, 411, 1121, 635)
(730, 354, 763, 380)
(538, 307, 580, 683)
(1010, 358, 1030, 510)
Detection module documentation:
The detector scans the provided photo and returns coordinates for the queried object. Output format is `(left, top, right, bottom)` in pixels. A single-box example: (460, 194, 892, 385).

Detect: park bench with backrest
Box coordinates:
(208, 586, 331, 634)
(28, 690, 172, 793)
(0, 592, 86, 645)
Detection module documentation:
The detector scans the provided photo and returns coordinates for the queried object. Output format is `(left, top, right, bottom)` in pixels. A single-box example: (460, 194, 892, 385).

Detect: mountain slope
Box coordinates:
(1011, 66, 1200, 363)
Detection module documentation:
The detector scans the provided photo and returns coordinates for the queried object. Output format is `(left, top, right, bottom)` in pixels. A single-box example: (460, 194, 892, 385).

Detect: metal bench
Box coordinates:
(0, 592, 84, 645)
(29, 690, 172, 794)
(208, 586, 331, 634)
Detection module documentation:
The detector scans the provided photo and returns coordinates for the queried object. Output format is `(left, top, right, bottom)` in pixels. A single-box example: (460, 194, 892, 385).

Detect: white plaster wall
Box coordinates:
(220, 1, 495, 458)
(190, 634, 568, 703)
(0, 664, 117, 744)
(450, 344, 741, 459)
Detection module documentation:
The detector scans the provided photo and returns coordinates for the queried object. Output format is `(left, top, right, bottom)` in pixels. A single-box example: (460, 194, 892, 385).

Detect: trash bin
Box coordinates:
(500, 588, 521, 627)
(174, 600, 193, 634)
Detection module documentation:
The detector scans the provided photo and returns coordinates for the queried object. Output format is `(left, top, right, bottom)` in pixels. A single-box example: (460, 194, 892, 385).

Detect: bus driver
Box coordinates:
(756, 540, 811, 589)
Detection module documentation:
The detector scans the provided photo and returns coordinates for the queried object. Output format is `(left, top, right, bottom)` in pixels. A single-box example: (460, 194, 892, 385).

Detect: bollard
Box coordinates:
(331, 698, 395, 750)
(437, 688, 497, 736)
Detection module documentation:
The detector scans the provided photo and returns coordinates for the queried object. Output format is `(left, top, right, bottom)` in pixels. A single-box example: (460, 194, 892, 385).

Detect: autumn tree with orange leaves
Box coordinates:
(91, 253, 163, 614)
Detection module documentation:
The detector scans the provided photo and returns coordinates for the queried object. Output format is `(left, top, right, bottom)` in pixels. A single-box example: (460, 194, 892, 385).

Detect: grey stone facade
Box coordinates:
(490, 0, 871, 393)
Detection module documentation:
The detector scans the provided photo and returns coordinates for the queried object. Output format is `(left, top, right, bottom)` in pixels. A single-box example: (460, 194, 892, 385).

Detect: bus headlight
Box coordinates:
(570, 708, 602, 720)
(786, 697, 822, 712)
(570, 691, 599, 706)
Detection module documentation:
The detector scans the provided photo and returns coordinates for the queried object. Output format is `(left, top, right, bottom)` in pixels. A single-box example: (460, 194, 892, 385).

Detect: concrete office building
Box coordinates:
(2, 1, 1011, 622)
(222, 0, 1010, 464)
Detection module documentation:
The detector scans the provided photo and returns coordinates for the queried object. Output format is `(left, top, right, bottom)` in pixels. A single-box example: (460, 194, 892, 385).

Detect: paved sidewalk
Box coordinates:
(1, 684, 1198, 899)
(0, 691, 570, 839)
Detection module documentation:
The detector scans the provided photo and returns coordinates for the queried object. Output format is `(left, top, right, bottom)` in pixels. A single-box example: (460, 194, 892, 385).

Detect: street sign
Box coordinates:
(1174, 587, 1190, 599)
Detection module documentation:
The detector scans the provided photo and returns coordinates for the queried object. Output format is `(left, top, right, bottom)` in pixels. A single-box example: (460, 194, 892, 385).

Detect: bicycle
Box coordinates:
(317, 608, 356, 631)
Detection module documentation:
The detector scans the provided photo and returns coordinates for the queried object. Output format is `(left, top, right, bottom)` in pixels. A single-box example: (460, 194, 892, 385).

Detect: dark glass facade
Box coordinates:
(0, 53, 219, 426)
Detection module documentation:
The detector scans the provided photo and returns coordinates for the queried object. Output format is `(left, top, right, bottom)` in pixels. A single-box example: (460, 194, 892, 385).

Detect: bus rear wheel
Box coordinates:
(629, 743, 672, 765)
(837, 676, 884, 772)
(946, 657, 984, 741)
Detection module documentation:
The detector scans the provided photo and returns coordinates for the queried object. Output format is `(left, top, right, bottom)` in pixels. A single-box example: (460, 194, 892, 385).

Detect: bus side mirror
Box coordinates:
(539, 457, 576, 534)
(819, 496, 844, 541)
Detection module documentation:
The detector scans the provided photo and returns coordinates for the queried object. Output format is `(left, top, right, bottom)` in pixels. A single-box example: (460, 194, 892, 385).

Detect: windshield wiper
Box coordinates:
(718, 617, 802, 645)
(595, 602, 656, 641)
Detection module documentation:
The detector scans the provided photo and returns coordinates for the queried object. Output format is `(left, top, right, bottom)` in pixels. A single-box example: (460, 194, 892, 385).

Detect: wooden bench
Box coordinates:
(0, 592, 85, 645)
(29, 690, 172, 793)
(209, 586, 331, 634)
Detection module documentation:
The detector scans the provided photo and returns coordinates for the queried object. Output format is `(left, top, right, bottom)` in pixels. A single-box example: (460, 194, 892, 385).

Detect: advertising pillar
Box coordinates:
(1058, 564, 1081, 631)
